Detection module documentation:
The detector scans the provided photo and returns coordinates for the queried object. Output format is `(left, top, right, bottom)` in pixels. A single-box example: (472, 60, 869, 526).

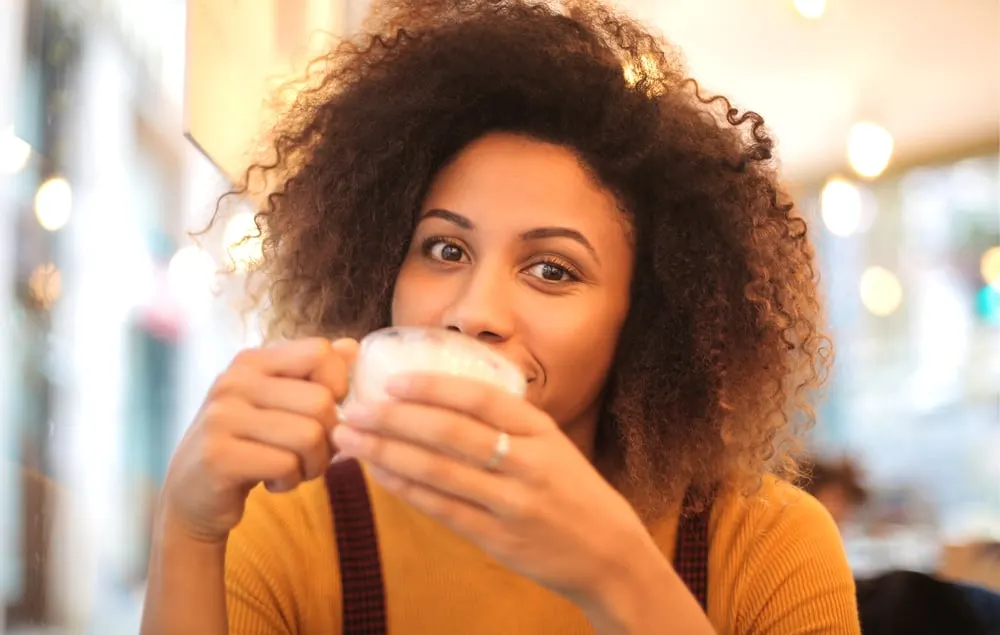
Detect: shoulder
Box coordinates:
(712, 473, 841, 545)
(707, 475, 861, 634)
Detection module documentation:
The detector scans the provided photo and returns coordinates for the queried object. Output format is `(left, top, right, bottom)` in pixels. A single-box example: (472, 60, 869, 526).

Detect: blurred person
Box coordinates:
(798, 456, 869, 527)
(855, 569, 989, 635)
(141, 1, 860, 634)
(801, 457, 1000, 634)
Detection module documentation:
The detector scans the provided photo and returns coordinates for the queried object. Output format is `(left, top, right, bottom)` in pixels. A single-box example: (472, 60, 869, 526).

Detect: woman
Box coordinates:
(142, 0, 858, 633)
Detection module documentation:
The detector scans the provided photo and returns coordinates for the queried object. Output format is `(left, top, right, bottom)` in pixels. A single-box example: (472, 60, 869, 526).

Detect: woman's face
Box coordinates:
(392, 133, 634, 455)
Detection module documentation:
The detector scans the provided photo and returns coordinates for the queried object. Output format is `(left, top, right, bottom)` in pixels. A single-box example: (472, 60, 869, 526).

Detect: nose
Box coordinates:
(442, 266, 515, 344)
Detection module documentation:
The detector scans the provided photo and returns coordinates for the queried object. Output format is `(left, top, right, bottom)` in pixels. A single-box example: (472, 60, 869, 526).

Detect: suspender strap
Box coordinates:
(674, 495, 711, 612)
(325, 459, 388, 635)
(325, 459, 710, 633)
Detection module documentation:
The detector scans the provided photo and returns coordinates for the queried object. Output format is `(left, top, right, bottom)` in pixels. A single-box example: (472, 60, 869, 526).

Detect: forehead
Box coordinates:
(422, 133, 626, 237)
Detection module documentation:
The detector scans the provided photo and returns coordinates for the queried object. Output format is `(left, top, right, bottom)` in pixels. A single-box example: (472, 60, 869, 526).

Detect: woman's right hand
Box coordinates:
(159, 337, 359, 544)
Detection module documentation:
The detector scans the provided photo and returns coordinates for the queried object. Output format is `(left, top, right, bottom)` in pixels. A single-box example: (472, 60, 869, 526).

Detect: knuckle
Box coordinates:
(469, 385, 493, 413)
(275, 454, 301, 481)
(305, 387, 335, 419)
(209, 369, 247, 399)
(433, 413, 462, 443)
(512, 445, 544, 481)
(292, 337, 331, 365)
(504, 488, 537, 520)
(199, 401, 233, 428)
(302, 336, 331, 354)
(300, 422, 327, 450)
(361, 434, 383, 459)
(417, 457, 452, 484)
(230, 347, 261, 369)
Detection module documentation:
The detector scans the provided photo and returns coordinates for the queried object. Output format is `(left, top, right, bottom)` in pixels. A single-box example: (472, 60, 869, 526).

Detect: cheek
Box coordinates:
(391, 259, 445, 326)
(390, 262, 418, 326)
(535, 295, 628, 395)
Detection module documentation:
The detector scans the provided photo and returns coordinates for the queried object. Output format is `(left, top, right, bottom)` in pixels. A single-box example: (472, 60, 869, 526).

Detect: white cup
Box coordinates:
(347, 326, 527, 403)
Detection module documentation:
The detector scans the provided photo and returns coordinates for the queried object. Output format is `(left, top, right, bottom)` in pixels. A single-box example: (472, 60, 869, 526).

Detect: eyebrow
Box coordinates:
(421, 208, 600, 263)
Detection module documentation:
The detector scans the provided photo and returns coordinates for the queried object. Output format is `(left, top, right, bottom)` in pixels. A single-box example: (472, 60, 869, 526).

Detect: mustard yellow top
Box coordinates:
(224, 468, 861, 634)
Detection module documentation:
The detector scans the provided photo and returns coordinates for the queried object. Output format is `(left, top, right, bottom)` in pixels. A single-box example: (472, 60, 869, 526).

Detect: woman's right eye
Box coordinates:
(424, 239, 468, 263)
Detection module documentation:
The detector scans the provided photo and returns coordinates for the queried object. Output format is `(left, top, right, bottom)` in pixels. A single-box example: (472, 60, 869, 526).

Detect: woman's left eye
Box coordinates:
(526, 261, 576, 283)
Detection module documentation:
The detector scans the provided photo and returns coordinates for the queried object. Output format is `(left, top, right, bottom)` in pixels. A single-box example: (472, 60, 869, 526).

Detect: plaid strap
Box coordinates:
(325, 460, 709, 632)
(674, 492, 710, 611)
(325, 459, 388, 635)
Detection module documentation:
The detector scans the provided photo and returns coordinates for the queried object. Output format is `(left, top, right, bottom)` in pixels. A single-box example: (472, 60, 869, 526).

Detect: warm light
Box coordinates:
(34, 176, 72, 231)
(820, 177, 862, 236)
(623, 54, 663, 93)
(848, 122, 894, 179)
(1, 126, 31, 174)
(981, 246, 1000, 289)
(168, 245, 217, 298)
(223, 211, 263, 272)
(860, 266, 903, 317)
(793, 0, 826, 19)
(28, 263, 62, 309)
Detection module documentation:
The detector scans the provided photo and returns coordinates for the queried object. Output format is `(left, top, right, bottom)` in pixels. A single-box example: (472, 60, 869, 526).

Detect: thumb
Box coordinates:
(330, 337, 360, 370)
(326, 337, 361, 459)
(306, 337, 360, 406)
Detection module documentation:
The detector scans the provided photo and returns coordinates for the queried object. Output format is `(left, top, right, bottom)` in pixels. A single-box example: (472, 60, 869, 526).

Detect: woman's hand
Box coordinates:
(161, 337, 359, 544)
(333, 373, 651, 608)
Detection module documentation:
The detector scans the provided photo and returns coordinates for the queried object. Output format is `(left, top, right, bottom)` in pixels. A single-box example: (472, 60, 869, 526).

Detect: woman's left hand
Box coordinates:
(333, 373, 651, 608)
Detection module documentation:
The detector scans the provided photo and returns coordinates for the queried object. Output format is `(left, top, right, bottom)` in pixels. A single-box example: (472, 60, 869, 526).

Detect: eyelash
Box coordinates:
(420, 237, 581, 283)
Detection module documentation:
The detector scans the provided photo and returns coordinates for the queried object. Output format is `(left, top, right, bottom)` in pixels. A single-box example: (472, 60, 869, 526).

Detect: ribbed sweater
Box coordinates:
(224, 468, 860, 634)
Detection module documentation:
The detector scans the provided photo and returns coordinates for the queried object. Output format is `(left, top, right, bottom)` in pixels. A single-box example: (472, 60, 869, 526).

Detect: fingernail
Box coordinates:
(341, 402, 375, 424)
(330, 451, 349, 464)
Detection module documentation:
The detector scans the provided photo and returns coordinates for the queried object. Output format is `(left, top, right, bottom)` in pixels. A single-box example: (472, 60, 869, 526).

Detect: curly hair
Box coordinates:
(215, 0, 832, 516)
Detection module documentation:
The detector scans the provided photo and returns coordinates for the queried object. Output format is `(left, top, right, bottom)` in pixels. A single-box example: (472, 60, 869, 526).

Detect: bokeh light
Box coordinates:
(848, 121, 894, 179)
(1, 125, 31, 174)
(859, 266, 903, 317)
(980, 246, 1000, 289)
(793, 0, 826, 19)
(34, 176, 73, 231)
(28, 262, 62, 309)
(976, 285, 1000, 325)
(821, 177, 862, 236)
(168, 245, 217, 301)
(223, 211, 263, 273)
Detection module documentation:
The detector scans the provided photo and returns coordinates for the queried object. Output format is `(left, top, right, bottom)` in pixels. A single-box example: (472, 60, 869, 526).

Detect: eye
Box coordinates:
(526, 260, 578, 283)
(423, 238, 468, 263)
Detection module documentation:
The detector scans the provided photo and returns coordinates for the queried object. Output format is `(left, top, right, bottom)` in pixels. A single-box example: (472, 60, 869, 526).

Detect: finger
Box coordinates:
(205, 437, 304, 493)
(222, 404, 333, 481)
(211, 371, 339, 432)
(229, 338, 338, 380)
(364, 463, 500, 541)
(331, 337, 360, 367)
(309, 338, 359, 402)
(384, 373, 546, 436)
(340, 400, 505, 470)
(333, 425, 522, 516)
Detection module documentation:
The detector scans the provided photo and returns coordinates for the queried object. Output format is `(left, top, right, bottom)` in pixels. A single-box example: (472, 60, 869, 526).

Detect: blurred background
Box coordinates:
(0, 0, 997, 632)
